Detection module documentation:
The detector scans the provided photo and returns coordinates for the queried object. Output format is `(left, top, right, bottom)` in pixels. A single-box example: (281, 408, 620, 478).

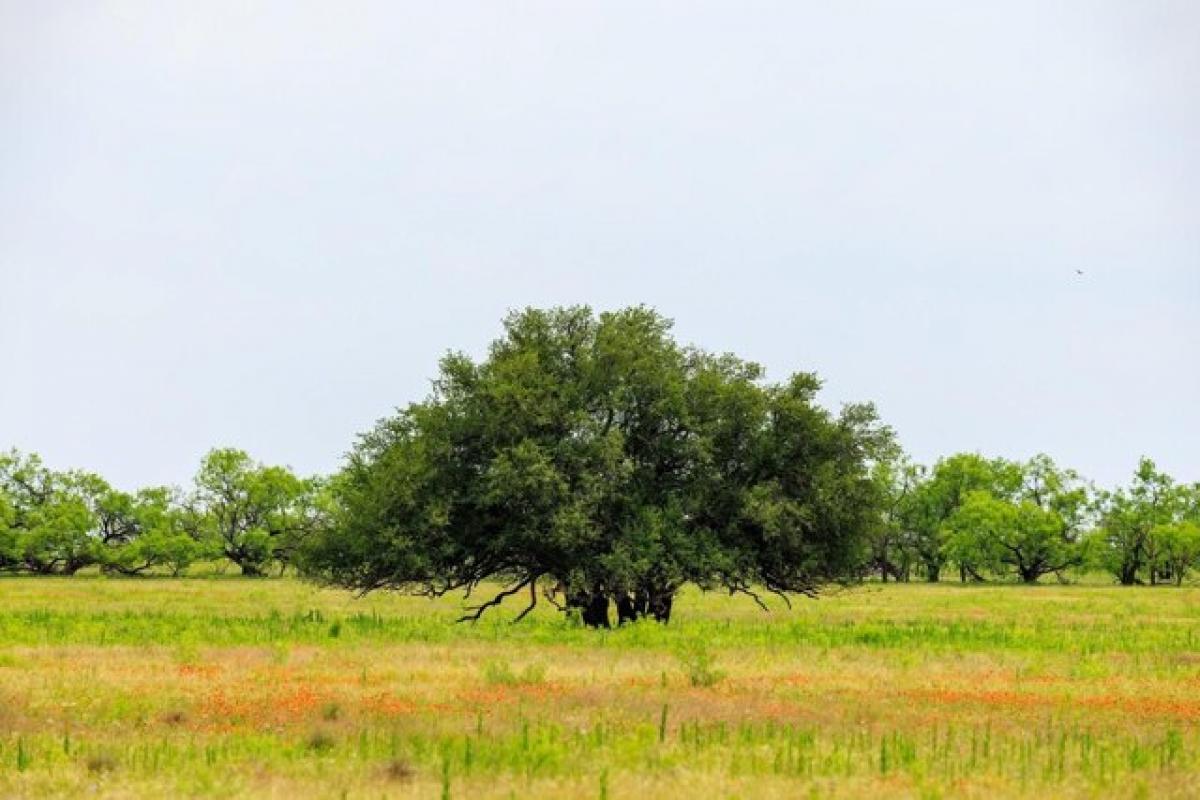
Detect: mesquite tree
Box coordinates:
(1089, 460, 1196, 585)
(940, 455, 1089, 583)
(0, 451, 100, 574)
(0, 450, 201, 575)
(188, 449, 326, 576)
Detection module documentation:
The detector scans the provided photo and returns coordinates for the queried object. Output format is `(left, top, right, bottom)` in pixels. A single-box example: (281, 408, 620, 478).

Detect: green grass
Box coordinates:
(0, 577, 1199, 797)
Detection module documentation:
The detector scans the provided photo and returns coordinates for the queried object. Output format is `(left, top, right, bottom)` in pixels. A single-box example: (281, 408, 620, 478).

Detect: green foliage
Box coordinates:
(878, 454, 1193, 588)
(0, 447, 322, 578)
(98, 487, 211, 576)
(189, 449, 326, 576)
(940, 455, 1087, 583)
(0, 451, 100, 574)
(899, 453, 1022, 582)
(301, 306, 890, 623)
(1150, 521, 1200, 587)
(864, 454, 922, 582)
(675, 641, 725, 687)
(1091, 459, 1189, 585)
(944, 492, 1075, 583)
(869, 452, 1094, 585)
(482, 660, 547, 686)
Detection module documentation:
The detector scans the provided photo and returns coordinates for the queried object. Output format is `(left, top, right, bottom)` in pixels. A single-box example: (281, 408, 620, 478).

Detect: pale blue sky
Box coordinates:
(1, 1, 1197, 490)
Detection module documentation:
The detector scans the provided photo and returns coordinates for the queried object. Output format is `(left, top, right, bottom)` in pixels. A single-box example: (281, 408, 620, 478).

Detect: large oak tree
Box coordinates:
(301, 306, 890, 625)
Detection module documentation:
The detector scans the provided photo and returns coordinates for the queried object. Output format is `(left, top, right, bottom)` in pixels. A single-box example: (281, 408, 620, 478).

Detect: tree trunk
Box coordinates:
(633, 589, 649, 618)
(878, 559, 903, 583)
(615, 594, 638, 625)
(580, 591, 610, 628)
(647, 590, 673, 623)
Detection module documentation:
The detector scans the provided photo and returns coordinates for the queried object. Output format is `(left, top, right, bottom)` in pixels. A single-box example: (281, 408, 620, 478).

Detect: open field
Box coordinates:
(1, 579, 1200, 798)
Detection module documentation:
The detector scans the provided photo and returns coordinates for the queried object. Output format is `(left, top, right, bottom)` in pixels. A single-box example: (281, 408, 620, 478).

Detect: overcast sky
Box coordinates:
(1, 1, 1197, 491)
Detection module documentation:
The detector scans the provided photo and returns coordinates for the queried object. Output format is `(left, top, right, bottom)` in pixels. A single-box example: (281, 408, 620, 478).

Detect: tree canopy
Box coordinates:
(866, 452, 1092, 584)
(300, 306, 891, 624)
(1087, 459, 1199, 585)
(0, 447, 323, 577)
(188, 449, 328, 576)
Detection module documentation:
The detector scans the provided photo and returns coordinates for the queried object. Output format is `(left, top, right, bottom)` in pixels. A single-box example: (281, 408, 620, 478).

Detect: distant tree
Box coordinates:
(940, 454, 1087, 583)
(1020, 454, 1090, 534)
(189, 449, 323, 576)
(1091, 459, 1179, 585)
(0, 451, 219, 576)
(944, 495, 1071, 583)
(1184, 483, 1200, 521)
(901, 453, 1021, 582)
(301, 306, 889, 624)
(866, 455, 922, 582)
(0, 450, 99, 574)
(1151, 521, 1200, 586)
(98, 486, 216, 576)
(0, 488, 13, 565)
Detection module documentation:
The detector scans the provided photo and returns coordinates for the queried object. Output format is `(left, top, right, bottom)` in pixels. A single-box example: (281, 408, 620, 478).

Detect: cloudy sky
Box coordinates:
(1, 1, 1197, 491)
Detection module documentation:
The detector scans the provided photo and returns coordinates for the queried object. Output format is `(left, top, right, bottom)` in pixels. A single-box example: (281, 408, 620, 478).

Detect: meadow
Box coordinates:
(1, 577, 1199, 798)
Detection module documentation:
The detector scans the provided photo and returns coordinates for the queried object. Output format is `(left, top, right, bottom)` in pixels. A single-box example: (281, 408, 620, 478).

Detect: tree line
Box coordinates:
(868, 452, 1200, 586)
(3, 306, 1198, 625)
(0, 448, 328, 577)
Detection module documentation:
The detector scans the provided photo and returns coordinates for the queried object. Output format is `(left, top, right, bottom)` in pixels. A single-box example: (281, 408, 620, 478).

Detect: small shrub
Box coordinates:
(306, 729, 336, 753)
(483, 660, 546, 686)
(677, 642, 725, 688)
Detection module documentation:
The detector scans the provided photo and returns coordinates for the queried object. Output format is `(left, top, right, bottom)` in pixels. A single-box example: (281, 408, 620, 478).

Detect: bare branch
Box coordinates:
(512, 578, 541, 623)
(456, 577, 534, 623)
(728, 583, 770, 612)
(765, 586, 793, 609)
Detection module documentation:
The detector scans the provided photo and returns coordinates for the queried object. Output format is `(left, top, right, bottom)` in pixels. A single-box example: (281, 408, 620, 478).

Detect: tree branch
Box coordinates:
(456, 577, 535, 623)
(512, 578, 541, 623)
(726, 580, 770, 612)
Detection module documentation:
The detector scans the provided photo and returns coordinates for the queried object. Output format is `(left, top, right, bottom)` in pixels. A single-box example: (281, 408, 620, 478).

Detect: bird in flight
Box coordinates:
(1075, 269, 1084, 276)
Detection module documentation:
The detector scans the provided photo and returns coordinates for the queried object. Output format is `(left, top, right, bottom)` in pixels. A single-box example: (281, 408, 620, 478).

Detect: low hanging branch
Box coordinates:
(456, 574, 539, 623)
(763, 583, 795, 609)
(511, 580, 540, 623)
(728, 582, 771, 612)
